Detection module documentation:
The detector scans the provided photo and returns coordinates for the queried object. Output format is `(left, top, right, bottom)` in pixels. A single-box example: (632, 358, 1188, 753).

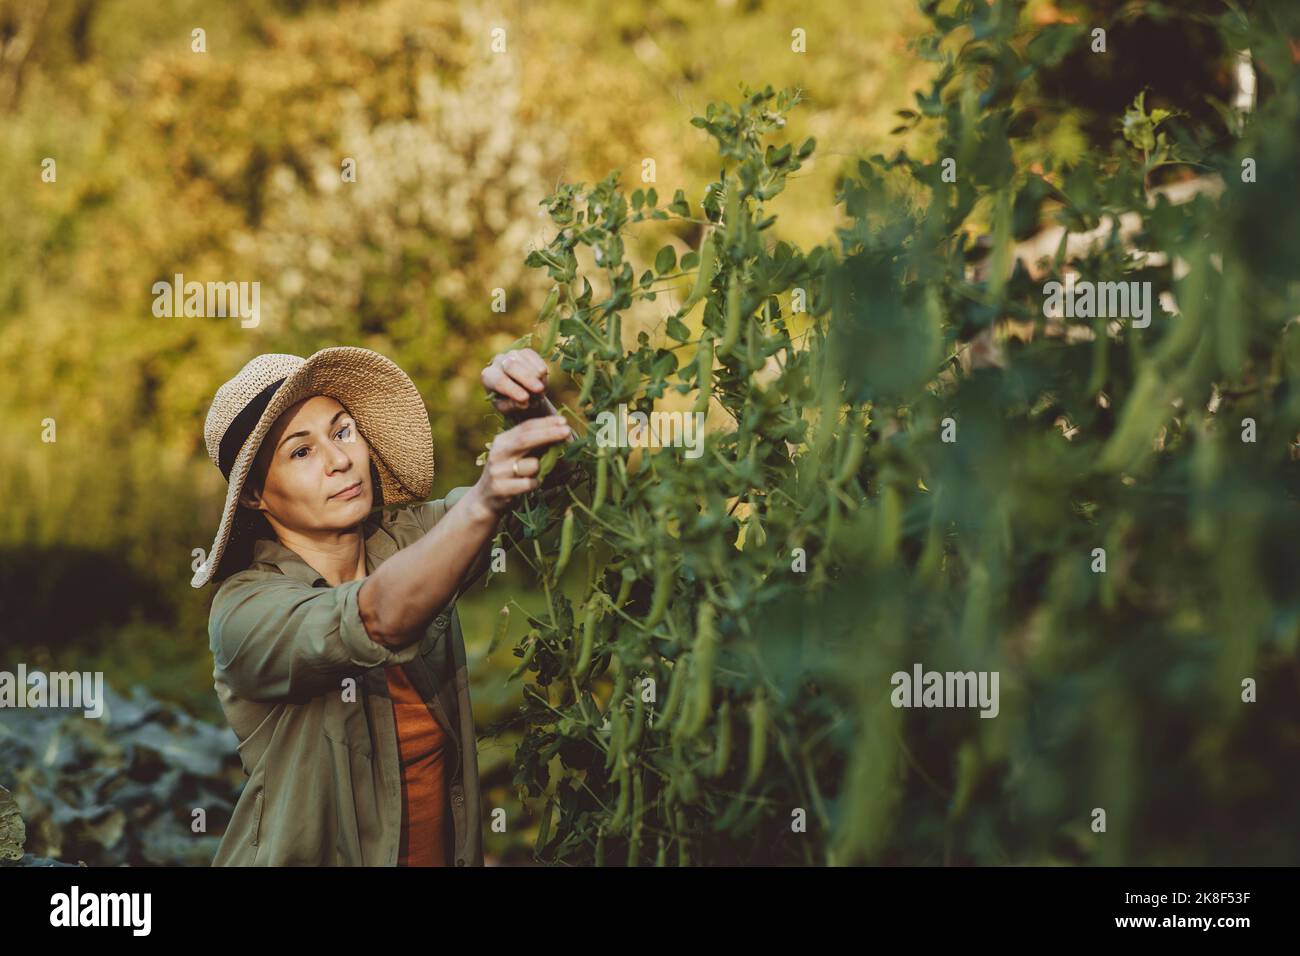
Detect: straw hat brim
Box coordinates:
(191, 346, 433, 588)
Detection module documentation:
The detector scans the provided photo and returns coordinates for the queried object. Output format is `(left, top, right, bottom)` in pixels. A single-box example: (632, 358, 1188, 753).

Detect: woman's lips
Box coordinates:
(330, 481, 363, 501)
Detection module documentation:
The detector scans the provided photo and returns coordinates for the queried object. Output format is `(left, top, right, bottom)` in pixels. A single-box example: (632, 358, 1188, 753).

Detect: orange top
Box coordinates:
(385, 664, 453, 866)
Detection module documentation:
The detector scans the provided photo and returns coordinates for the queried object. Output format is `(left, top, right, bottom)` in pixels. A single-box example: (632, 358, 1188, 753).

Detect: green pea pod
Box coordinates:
(949, 741, 980, 822)
(723, 176, 740, 238)
(874, 485, 901, 567)
(534, 794, 553, 855)
(575, 603, 597, 681)
(609, 762, 631, 832)
(595, 826, 605, 867)
(605, 705, 625, 771)
(553, 507, 575, 579)
(592, 444, 608, 511)
(745, 302, 760, 370)
(719, 272, 742, 355)
(917, 521, 945, 583)
(624, 676, 646, 750)
(611, 655, 628, 710)
(671, 660, 695, 746)
(643, 549, 673, 628)
(677, 766, 698, 803)
(675, 810, 689, 866)
(693, 333, 714, 415)
(744, 688, 769, 789)
(655, 836, 666, 868)
(1190, 424, 1223, 548)
(538, 286, 560, 354)
(714, 789, 747, 831)
(682, 601, 717, 740)
(606, 313, 621, 360)
(742, 509, 765, 554)
(627, 769, 644, 866)
(576, 350, 597, 407)
(1096, 366, 1173, 473)
(488, 605, 510, 656)
(615, 566, 635, 607)
(611, 453, 626, 505)
(710, 698, 732, 779)
(680, 234, 717, 313)
(825, 488, 840, 550)
(1085, 314, 1108, 396)
(536, 442, 562, 483)
(652, 661, 686, 731)
(836, 416, 865, 486)
(507, 635, 539, 681)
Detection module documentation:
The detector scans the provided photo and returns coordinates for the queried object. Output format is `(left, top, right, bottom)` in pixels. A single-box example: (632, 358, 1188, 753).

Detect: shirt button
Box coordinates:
(456, 859, 465, 867)
(434, 613, 450, 630)
(452, 791, 464, 807)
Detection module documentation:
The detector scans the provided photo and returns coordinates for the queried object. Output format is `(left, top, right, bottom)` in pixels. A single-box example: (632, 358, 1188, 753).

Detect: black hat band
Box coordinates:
(218, 377, 287, 481)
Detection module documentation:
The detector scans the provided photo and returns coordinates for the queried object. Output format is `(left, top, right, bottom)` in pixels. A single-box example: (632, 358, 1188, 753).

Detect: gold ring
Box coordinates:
(512, 459, 520, 477)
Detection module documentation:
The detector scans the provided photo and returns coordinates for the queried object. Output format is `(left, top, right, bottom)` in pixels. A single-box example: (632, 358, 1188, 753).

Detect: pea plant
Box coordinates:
(483, 84, 859, 866)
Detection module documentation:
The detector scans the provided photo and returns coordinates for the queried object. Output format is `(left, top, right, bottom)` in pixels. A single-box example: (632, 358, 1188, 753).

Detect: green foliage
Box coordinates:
(501, 2, 1300, 865)
(498, 83, 832, 865)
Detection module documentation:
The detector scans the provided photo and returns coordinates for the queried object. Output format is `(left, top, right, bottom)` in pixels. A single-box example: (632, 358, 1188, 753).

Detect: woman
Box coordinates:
(192, 345, 570, 866)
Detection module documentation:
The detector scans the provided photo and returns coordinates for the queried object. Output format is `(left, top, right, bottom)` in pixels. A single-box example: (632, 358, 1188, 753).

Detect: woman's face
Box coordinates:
(239, 395, 374, 535)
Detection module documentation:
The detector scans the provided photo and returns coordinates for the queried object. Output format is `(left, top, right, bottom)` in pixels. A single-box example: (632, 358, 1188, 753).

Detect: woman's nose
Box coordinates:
(325, 442, 352, 471)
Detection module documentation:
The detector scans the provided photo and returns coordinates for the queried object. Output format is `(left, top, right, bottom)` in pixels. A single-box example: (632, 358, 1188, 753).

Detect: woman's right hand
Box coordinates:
(474, 414, 573, 517)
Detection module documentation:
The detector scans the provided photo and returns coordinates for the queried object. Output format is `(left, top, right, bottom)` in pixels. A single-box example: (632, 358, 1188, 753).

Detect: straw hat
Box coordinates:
(191, 347, 434, 588)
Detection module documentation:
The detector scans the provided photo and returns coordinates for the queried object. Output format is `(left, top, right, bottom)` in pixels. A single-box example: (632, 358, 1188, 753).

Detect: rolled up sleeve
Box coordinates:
(210, 572, 422, 703)
(410, 485, 502, 597)
(412, 485, 475, 530)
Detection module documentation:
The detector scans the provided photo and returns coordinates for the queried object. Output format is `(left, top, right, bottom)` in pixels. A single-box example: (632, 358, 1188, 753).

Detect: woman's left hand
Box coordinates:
(482, 348, 549, 413)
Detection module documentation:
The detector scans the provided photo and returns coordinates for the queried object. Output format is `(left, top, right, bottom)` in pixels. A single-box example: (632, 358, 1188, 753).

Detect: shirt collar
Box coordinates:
(251, 512, 400, 586)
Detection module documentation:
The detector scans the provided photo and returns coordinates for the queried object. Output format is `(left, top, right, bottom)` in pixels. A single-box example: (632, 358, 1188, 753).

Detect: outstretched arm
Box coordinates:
(357, 346, 572, 648)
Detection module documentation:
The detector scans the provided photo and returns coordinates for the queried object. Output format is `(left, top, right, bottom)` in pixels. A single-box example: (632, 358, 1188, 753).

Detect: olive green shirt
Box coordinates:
(207, 486, 493, 866)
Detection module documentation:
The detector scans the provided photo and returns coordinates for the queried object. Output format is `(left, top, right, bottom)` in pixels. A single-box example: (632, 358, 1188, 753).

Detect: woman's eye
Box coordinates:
(291, 446, 309, 459)
(336, 425, 351, 441)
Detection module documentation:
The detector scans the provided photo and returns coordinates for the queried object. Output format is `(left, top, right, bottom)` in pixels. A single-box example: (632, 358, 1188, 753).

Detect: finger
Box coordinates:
(497, 476, 542, 498)
(485, 365, 530, 403)
(514, 373, 546, 395)
(508, 426, 568, 456)
(504, 353, 546, 394)
(520, 350, 549, 379)
(493, 457, 539, 480)
(507, 349, 548, 384)
(496, 416, 570, 456)
(486, 423, 529, 459)
(491, 394, 530, 413)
